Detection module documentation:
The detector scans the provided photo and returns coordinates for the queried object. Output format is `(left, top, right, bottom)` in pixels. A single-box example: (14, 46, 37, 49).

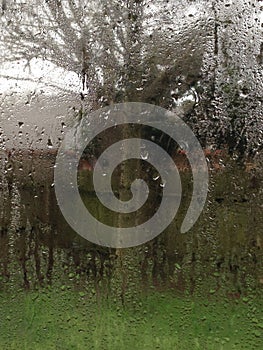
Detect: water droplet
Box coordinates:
(141, 151, 148, 160)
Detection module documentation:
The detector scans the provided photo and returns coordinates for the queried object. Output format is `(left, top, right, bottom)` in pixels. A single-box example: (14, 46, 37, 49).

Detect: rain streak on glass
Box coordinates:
(0, 1, 262, 349)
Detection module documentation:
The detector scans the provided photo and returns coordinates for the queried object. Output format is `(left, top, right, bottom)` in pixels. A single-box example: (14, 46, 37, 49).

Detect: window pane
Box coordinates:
(0, 1, 262, 348)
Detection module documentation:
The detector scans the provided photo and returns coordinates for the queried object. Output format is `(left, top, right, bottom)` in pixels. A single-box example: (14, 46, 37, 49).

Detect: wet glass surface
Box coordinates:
(0, 0, 262, 349)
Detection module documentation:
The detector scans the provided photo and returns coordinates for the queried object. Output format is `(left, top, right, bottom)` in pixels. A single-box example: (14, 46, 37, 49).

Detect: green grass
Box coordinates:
(0, 288, 262, 350)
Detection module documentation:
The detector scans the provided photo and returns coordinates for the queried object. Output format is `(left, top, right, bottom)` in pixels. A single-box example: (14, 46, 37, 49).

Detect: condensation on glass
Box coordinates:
(0, 1, 262, 348)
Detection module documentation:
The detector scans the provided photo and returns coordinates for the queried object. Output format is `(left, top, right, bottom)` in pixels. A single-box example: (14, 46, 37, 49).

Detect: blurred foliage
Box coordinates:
(1, 0, 262, 155)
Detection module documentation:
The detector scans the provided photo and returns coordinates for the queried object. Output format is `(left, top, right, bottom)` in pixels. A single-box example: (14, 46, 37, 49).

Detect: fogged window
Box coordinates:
(0, 1, 262, 349)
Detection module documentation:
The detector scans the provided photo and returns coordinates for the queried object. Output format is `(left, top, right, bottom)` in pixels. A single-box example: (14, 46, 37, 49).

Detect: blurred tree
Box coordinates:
(1, 0, 262, 156)
(0, 0, 206, 107)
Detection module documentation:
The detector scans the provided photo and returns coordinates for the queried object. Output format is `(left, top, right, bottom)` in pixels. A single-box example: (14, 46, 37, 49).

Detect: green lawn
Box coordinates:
(0, 288, 262, 350)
